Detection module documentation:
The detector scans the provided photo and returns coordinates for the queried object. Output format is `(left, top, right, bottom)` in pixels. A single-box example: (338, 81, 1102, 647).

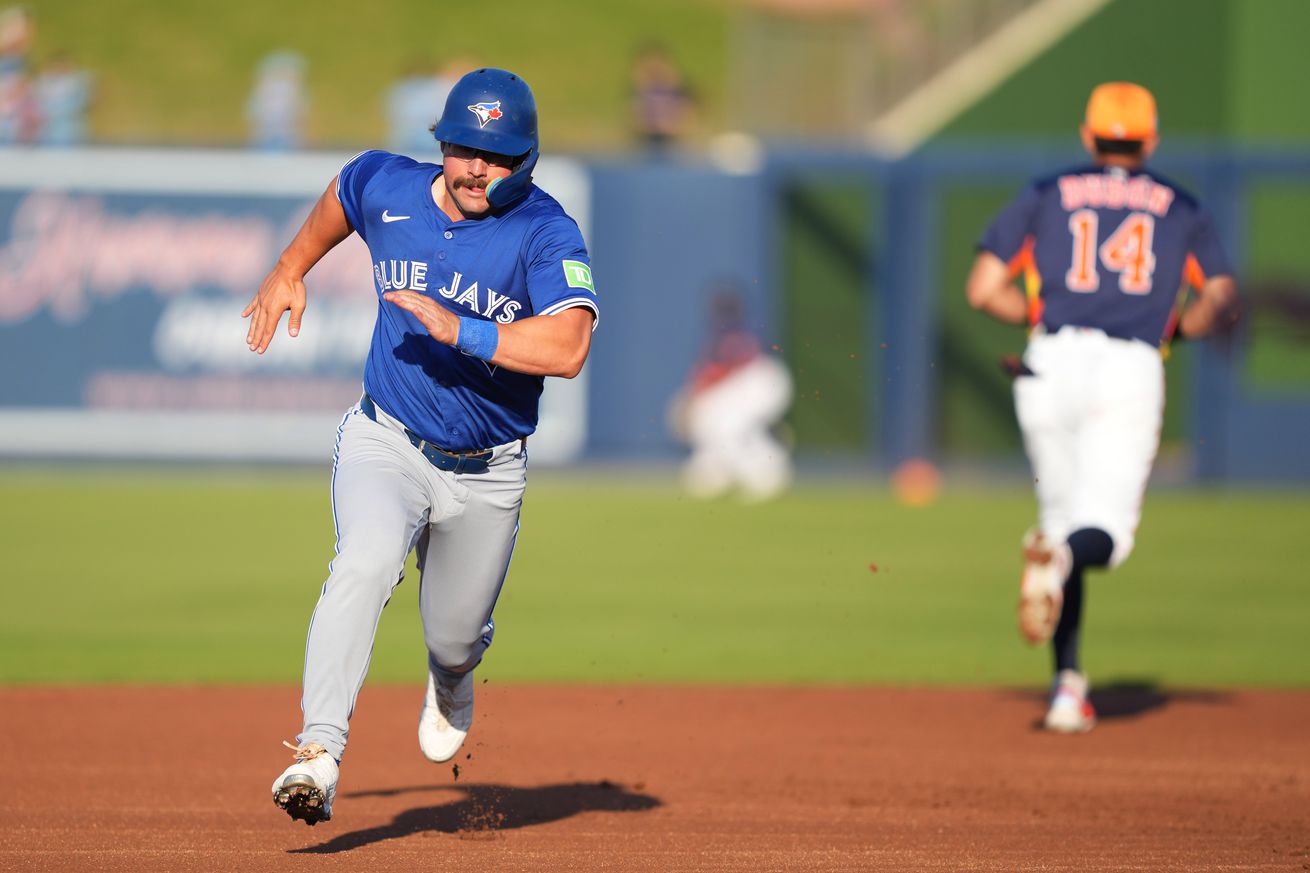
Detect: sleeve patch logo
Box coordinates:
(562, 260, 595, 293)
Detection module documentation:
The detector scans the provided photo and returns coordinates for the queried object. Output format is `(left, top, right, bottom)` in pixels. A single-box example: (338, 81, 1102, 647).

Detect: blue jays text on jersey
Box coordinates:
(336, 150, 599, 452)
(372, 263, 524, 324)
(978, 164, 1230, 347)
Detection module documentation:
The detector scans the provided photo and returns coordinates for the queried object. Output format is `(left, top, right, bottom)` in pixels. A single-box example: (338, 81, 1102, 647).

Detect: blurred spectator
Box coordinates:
(32, 52, 91, 146)
(630, 42, 695, 153)
(668, 281, 794, 502)
(246, 50, 307, 151)
(386, 56, 469, 155)
(0, 5, 36, 144)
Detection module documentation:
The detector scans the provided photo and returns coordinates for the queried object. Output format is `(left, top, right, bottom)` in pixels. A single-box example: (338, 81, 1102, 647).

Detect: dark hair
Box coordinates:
(1093, 137, 1145, 157)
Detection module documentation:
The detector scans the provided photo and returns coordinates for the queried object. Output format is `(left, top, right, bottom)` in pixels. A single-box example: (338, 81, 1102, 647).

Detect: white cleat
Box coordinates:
(271, 741, 339, 826)
(1044, 669, 1097, 733)
(1017, 529, 1071, 646)
(419, 669, 475, 763)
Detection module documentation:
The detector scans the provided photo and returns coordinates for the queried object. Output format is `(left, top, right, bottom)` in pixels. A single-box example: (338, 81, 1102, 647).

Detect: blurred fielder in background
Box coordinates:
(965, 82, 1239, 733)
(668, 282, 793, 502)
(243, 67, 599, 825)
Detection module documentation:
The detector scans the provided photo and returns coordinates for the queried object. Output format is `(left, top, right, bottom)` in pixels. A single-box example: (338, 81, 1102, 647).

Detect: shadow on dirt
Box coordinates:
(290, 780, 660, 853)
(1091, 680, 1233, 721)
(1004, 678, 1234, 725)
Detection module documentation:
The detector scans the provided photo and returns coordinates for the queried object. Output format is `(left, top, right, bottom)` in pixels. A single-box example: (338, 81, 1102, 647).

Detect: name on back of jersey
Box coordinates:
(1058, 173, 1175, 217)
(374, 259, 522, 324)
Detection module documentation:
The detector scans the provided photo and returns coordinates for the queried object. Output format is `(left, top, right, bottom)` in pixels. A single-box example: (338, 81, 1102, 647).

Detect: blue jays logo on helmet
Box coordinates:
(468, 101, 504, 128)
(434, 68, 540, 210)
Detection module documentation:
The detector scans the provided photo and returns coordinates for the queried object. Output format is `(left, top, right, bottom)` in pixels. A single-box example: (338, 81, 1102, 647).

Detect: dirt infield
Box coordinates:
(1, 684, 1306, 872)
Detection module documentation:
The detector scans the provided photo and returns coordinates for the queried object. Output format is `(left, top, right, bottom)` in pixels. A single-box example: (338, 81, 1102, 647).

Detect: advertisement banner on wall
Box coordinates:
(0, 147, 590, 464)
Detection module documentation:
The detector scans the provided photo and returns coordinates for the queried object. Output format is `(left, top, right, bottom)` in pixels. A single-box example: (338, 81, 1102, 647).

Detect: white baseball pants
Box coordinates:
(297, 399, 526, 761)
(1014, 326, 1165, 568)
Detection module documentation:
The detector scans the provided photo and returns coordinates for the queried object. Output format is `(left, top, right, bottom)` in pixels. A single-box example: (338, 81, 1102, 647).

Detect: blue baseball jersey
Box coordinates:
(335, 150, 599, 451)
(978, 163, 1231, 346)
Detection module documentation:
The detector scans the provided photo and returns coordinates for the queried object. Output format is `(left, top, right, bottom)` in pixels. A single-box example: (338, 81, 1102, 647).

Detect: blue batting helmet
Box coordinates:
(432, 68, 539, 210)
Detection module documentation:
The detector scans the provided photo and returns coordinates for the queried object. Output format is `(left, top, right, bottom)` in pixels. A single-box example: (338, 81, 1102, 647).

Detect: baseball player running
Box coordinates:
(243, 68, 599, 825)
(965, 83, 1238, 733)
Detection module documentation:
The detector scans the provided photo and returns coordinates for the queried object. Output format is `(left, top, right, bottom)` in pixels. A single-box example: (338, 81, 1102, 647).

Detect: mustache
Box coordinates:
(453, 176, 488, 191)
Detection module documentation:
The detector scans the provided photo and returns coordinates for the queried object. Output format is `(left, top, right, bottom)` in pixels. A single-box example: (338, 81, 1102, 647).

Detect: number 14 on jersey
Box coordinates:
(1066, 211, 1157, 295)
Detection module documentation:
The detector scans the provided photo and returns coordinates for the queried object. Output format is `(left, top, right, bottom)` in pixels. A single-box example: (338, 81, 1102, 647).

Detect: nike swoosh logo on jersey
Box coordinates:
(381, 210, 410, 223)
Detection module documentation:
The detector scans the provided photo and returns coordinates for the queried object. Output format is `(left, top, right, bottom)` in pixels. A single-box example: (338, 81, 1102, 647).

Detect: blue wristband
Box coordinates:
(456, 316, 499, 361)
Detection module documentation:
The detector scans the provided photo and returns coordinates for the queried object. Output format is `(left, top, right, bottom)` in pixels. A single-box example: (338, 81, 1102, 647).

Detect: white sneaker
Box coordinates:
(418, 669, 474, 763)
(1044, 669, 1097, 733)
(1018, 529, 1071, 646)
(271, 741, 339, 825)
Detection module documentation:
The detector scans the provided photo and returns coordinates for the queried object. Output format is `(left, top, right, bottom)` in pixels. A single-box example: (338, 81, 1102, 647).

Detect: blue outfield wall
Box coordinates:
(0, 145, 1306, 481)
(585, 160, 776, 459)
(587, 144, 1310, 482)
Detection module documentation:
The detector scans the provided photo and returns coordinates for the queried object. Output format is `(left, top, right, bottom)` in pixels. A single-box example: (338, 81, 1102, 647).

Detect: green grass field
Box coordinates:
(1, 466, 1306, 689)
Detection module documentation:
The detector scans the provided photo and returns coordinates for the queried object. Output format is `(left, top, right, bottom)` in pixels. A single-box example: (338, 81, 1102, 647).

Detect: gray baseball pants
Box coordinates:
(296, 398, 527, 761)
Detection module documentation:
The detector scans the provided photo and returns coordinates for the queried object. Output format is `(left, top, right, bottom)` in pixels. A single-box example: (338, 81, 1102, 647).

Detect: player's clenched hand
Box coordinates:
(384, 290, 460, 346)
(243, 263, 307, 354)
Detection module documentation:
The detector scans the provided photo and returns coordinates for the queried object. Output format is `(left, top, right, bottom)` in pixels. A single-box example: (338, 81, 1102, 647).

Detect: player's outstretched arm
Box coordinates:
(965, 251, 1028, 325)
(383, 290, 594, 378)
(1179, 275, 1239, 339)
(243, 179, 354, 354)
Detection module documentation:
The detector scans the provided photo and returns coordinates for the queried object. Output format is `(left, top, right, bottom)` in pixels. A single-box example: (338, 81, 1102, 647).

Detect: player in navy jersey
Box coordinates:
(965, 82, 1238, 733)
(244, 68, 599, 824)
